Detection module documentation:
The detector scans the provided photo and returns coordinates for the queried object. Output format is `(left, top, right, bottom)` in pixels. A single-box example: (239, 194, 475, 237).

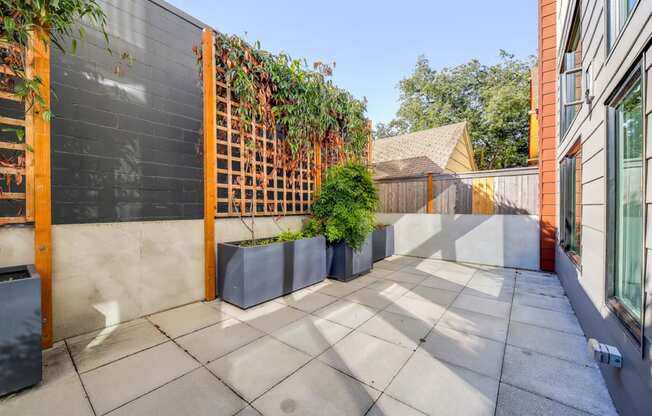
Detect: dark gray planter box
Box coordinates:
(217, 235, 327, 309)
(326, 235, 373, 281)
(0, 265, 42, 397)
(373, 225, 395, 262)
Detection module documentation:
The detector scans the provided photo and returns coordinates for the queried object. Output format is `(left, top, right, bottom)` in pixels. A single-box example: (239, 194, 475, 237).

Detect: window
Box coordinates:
(560, 145, 582, 262)
(560, 10, 582, 138)
(608, 0, 639, 50)
(607, 65, 644, 338)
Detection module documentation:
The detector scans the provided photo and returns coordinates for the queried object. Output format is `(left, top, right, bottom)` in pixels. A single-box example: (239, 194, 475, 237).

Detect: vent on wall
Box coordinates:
(588, 338, 623, 368)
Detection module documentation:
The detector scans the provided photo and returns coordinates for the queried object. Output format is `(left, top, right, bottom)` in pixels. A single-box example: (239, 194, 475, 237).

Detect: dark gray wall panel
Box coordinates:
(50, 0, 205, 224)
(556, 249, 652, 416)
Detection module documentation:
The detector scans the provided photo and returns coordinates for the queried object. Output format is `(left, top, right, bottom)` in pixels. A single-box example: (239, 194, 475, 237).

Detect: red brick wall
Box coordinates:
(538, 0, 557, 271)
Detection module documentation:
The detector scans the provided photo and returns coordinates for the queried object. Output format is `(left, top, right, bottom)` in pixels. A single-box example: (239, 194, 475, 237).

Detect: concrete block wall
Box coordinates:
(50, 0, 204, 224)
(42, 0, 207, 339)
(51, 220, 204, 339)
(0, 227, 35, 267)
(377, 213, 540, 270)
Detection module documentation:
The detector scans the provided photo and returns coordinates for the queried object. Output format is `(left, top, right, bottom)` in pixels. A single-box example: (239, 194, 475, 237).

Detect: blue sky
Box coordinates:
(168, 1, 538, 127)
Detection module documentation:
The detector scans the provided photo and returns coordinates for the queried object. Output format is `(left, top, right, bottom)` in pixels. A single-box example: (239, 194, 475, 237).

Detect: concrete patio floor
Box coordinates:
(0, 256, 617, 416)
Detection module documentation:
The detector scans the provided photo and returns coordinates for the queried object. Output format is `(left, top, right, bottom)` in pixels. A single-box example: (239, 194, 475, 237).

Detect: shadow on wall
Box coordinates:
(377, 178, 540, 270)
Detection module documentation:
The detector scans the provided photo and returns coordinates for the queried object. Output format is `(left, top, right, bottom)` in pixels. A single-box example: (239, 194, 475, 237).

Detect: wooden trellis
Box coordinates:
(320, 119, 373, 173)
(202, 29, 371, 300)
(0, 40, 33, 225)
(214, 68, 315, 218)
(0, 31, 53, 349)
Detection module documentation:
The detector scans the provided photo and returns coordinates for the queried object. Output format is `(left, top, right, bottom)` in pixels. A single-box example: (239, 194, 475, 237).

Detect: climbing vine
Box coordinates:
(195, 32, 370, 161)
(0, 0, 108, 217)
(0, 0, 108, 119)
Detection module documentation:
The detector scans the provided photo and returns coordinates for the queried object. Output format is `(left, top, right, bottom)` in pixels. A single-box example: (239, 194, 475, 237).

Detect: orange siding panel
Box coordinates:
(538, 0, 557, 271)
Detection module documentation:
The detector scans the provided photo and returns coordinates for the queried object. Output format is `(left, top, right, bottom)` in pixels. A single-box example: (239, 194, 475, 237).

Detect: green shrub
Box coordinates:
(276, 230, 305, 243)
(305, 163, 378, 249)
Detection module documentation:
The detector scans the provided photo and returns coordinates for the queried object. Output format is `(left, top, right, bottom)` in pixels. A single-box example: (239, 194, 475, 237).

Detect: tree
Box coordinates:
(375, 51, 535, 170)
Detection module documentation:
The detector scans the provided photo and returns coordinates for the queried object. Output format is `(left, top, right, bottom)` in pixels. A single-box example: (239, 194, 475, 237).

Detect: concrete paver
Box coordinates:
(6, 257, 616, 416)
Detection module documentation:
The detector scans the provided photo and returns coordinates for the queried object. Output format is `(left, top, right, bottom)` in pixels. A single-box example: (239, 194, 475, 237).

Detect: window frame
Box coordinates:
(605, 60, 646, 344)
(606, 0, 640, 53)
(559, 142, 582, 267)
(559, 5, 583, 141)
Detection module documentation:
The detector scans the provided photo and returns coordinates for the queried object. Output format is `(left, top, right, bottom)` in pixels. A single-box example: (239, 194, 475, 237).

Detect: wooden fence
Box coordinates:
(376, 167, 539, 215)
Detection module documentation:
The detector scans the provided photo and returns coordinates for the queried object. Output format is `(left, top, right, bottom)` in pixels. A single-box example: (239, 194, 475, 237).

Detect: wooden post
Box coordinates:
(426, 173, 433, 214)
(472, 176, 495, 215)
(24, 55, 34, 221)
(367, 119, 373, 166)
(202, 29, 217, 301)
(28, 30, 52, 348)
(314, 140, 322, 193)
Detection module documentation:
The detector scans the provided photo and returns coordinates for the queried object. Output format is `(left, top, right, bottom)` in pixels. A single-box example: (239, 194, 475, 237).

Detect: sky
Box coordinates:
(167, 0, 538, 127)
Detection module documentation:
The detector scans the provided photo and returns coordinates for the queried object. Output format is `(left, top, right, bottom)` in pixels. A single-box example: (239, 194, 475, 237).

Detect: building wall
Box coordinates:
(552, 0, 652, 414)
(445, 136, 475, 172)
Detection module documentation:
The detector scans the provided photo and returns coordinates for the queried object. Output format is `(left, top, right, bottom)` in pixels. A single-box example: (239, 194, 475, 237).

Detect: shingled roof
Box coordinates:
(372, 122, 474, 179)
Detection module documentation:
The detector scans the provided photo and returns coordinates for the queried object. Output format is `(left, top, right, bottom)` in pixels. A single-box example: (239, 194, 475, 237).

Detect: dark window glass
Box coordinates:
(612, 80, 644, 319)
(560, 10, 582, 138)
(560, 148, 582, 259)
(607, 69, 644, 332)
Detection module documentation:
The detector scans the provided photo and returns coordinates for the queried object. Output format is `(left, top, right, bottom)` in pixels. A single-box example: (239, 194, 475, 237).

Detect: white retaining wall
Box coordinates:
(377, 213, 540, 270)
(0, 213, 539, 340)
(0, 216, 306, 340)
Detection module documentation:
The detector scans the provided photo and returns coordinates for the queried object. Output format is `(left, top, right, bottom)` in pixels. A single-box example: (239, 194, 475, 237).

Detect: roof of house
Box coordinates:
(372, 122, 472, 179)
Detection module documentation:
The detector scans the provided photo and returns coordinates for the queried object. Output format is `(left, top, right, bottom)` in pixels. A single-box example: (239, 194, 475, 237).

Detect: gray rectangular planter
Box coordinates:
(373, 225, 395, 262)
(0, 265, 42, 397)
(326, 235, 373, 281)
(217, 235, 327, 309)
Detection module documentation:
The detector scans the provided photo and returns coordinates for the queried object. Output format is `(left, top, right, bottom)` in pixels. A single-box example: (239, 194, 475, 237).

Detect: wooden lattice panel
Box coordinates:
(214, 69, 314, 217)
(0, 40, 31, 225)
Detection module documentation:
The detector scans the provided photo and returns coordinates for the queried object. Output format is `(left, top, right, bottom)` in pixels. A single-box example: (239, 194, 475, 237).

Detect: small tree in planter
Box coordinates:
(305, 163, 379, 281)
(217, 127, 329, 308)
(206, 34, 372, 308)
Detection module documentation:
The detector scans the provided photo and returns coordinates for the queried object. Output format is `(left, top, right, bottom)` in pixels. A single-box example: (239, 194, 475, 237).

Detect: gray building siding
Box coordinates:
(50, 0, 205, 224)
(555, 1, 652, 415)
